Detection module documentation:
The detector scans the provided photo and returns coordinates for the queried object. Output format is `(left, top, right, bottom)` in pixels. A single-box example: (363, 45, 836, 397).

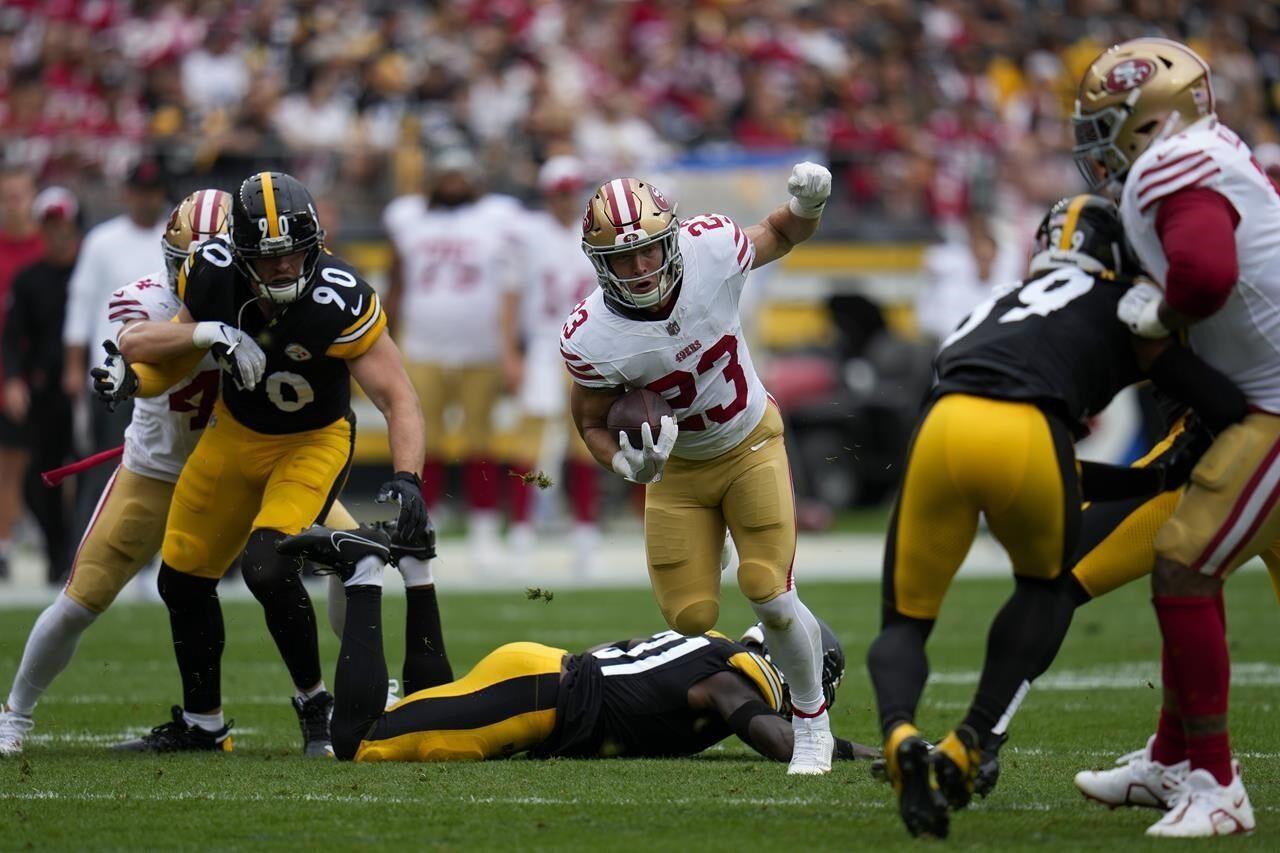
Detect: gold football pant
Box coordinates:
(1156, 412, 1280, 579)
(162, 402, 355, 578)
(406, 362, 501, 459)
(644, 402, 796, 635)
(886, 394, 1079, 620)
(354, 642, 565, 762)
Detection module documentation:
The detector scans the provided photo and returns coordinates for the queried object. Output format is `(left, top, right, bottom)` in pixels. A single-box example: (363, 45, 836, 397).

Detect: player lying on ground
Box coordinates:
(277, 523, 876, 764)
(1068, 36, 1280, 838)
(90, 172, 426, 758)
(866, 194, 1246, 839)
(0, 190, 358, 757)
(561, 163, 840, 774)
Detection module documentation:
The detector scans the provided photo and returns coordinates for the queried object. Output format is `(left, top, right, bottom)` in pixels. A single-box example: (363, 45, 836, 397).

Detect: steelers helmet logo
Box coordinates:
(1103, 58, 1156, 93)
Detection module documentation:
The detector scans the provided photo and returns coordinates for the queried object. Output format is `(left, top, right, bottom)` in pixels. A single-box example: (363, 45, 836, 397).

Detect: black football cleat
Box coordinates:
(292, 691, 335, 758)
(885, 725, 948, 839)
(368, 518, 437, 563)
(931, 725, 983, 811)
(113, 705, 233, 753)
(276, 525, 391, 580)
(974, 731, 1009, 799)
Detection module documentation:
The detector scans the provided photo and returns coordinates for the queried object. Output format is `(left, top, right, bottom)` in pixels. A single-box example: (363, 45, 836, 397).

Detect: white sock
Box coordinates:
(183, 709, 224, 732)
(295, 681, 327, 702)
(344, 555, 385, 588)
(6, 592, 98, 716)
(398, 555, 434, 588)
(326, 574, 346, 638)
(750, 589, 825, 715)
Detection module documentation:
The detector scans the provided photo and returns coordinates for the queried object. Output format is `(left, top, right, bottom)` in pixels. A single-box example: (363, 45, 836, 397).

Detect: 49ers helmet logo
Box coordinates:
(649, 185, 671, 212)
(1103, 58, 1156, 93)
(581, 205, 595, 237)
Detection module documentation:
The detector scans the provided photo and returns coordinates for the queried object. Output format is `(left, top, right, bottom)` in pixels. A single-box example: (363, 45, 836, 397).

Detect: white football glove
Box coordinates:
(787, 161, 832, 219)
(611, 416, 678, 484)
(1117, 279, 1170, 338)
(192, 321, 267, 390)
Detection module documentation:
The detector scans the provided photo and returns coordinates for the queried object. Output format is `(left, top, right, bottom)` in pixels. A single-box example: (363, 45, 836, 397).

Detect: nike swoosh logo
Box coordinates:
(750, 439, 770, 452)
(330, 531, 389, 561)
(352, 294, 365, 316)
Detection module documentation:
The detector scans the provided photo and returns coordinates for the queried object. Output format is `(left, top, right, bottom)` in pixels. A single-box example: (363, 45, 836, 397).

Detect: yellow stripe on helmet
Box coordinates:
(259, 172, 280, 238)
(1058, 195, 1089, 252)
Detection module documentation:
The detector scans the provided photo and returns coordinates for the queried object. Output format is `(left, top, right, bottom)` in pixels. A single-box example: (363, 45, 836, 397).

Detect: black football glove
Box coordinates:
(376, 471, 429, 543)
(89, 340, 139, 412)
(1158, 415, 1215, 492)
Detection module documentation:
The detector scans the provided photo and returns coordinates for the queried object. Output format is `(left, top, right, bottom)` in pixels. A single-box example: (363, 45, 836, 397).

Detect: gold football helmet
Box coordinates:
(1073, 38, 1215, 194)
(581, 177, 681, 309)
(162, 188, 232, 289)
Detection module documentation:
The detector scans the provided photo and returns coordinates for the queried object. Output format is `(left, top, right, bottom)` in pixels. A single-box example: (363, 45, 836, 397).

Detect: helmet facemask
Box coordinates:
(584, 218, 683, 310)
(239, 242, 323, 305)
(581, 177, 684, 311)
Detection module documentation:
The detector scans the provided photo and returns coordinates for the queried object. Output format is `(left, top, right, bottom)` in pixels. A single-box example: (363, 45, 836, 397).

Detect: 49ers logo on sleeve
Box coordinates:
(1103, 58, 1156, 93)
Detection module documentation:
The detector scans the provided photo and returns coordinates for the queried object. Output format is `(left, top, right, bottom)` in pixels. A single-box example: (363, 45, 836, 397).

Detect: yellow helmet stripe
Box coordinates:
(1058, 195, 1089, 252)
(259, 172, 280, 238)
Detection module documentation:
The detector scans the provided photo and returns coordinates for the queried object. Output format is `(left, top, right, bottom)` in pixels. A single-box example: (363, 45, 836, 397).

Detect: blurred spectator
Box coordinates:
(915, 217, 1024, 346)
(383, 147, 520, 572)
(0, 164, 44, 578)
(62, 158, 167, 543)
(2, 187, 81, 584)
(181, 21, 250, 118)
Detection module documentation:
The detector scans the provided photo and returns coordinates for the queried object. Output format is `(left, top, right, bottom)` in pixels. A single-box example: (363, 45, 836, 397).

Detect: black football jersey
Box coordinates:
(533, 630, 786, 759)
(933, 266, 1142, 435)
(176, 237, 386, 434)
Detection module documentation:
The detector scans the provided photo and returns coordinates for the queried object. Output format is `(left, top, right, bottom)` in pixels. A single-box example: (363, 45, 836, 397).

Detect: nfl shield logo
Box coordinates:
(665, 320, 681, 336)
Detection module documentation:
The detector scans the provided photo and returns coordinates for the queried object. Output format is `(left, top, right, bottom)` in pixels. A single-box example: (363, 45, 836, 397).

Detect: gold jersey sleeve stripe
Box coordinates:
(728, 651, 785, 712)
(337, 292, 381, 341)
(326, 307, 386, 360)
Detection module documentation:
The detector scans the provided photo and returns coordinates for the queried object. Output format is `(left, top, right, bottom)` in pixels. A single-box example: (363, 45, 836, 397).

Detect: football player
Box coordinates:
(503, 156, 601, 572)
(0, 189, 355, 757)
(274, 522, 873, 765)
(867, 194, 1246, 838)
(1069, 37, 1280, 837)
(559, 163, 839, 774)
(100, 173, 426, 757)
(383, 148, 518, 571)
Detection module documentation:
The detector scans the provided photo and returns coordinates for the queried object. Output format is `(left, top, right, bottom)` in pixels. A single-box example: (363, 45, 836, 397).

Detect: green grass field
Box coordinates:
(1, 572, 1278, 850)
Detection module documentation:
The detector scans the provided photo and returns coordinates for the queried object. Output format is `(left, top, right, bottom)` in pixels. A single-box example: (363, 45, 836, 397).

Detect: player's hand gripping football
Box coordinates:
(612, 415, 678, 484)
(192, 321, 267, 391)
(786, 162, 832, 219)
(376, 471, 430, 543)
(1117, 279, 1170, 338)
(89, 340, 139, 412)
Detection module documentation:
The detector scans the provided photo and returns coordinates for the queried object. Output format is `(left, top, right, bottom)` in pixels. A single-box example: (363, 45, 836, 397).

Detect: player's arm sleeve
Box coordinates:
(1153, 187, 1240, 318)
(1077, 460, 1166, 502)
(1146, 343, 1248, 434)
(326, 287, 387, 359)
(134, 350, 205, 397)
(560, 332, 622, 390)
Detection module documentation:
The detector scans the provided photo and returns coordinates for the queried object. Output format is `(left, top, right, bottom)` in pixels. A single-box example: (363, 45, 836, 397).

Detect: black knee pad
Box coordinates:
(158, 563, 218, 608)
(241, 529, 300, 596)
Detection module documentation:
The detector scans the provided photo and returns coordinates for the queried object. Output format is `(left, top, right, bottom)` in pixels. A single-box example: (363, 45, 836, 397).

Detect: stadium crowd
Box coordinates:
(3, 1, 1279, 235)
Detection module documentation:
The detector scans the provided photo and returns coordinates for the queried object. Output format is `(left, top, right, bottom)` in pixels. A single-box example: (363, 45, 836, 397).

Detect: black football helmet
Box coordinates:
(1028, 194, 1139, 279)
(229, 171, 325, 304)
(740, 617, 846, 712)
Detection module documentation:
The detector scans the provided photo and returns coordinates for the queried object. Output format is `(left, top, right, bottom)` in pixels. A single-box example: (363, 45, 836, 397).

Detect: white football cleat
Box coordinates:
(1074, 735, 1189, 809)
(1146, 761, 1254, 838)
(788, 710, 834, 775)
(0, 706, 35, 757)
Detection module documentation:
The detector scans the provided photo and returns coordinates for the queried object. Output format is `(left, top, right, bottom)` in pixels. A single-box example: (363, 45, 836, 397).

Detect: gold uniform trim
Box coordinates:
(728, 651, 785, 712)
(1059, 195, 1089, 251)
(260, 172, 280, 237)
(326, 299, 386, 360)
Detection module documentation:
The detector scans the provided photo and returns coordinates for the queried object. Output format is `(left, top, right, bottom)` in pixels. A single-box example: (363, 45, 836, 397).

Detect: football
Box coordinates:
(607, 388, 674, 448)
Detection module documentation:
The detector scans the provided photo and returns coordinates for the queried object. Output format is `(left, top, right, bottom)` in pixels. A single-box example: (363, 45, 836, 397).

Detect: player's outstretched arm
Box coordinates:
(744, 162, 831, 269)
(350, 331, 426, 478)
(692, 671, 794, 762)
(116, 307, 200, 362)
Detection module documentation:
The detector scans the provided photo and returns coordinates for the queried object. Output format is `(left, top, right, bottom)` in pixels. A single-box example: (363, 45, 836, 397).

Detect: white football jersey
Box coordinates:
(1122, 118, 1280, 412)
(559, 213, 765, 460)
(386, 193, 520, 365)
(518, 210, 599, 416)
(109, 273, 220, 483)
